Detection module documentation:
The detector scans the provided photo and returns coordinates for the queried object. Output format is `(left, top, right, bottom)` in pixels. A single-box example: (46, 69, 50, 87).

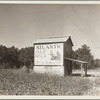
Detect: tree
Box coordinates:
(18, 47, 34, 69)
(94, 59, 100, 68)
(0, 45, 19, 69)
(74, 44, 94, 69)
(7, 46, 19, 68)
(0, 45, 8, 64)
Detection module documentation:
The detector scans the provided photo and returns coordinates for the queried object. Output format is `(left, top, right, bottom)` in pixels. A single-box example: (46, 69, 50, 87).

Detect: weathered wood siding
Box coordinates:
(64, 38, 73, 76)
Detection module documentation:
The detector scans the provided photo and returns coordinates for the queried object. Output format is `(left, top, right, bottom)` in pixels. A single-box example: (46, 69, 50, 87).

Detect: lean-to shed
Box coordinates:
(33, 36, 73, 76)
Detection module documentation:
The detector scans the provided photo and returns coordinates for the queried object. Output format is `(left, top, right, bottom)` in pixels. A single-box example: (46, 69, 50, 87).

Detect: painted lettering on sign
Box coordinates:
(34, 43, 63, 65)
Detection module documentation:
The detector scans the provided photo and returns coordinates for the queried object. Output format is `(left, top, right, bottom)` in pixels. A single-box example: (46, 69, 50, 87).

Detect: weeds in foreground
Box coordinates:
(0, 69, 93, 95)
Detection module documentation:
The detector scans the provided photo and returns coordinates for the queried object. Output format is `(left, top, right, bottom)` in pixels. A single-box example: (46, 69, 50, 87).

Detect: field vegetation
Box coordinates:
(0, 69, 100, 95)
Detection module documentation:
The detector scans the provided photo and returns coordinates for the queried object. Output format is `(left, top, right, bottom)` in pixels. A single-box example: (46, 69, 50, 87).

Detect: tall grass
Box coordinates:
(0, 69, 93, 95)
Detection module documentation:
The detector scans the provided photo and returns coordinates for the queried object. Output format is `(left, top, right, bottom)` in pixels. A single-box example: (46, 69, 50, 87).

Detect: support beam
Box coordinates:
(64, 57, 87, 64)
(81, 63, 84, 77)
(84, 65, 87, 76)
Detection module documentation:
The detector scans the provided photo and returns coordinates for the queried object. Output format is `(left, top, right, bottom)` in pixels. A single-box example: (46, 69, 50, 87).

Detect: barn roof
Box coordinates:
(34, 36, 73, 46)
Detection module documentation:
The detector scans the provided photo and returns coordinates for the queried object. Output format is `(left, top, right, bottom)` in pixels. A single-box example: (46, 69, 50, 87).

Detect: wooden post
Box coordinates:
(81, 63, 84, 77)
(85, 65, 87, 76)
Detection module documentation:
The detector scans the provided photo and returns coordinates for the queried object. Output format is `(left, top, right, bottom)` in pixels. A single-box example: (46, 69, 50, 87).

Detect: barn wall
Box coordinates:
(34, 66, 64, 76)
(64, 39, 72, 58)
(64, 39, 73, 76)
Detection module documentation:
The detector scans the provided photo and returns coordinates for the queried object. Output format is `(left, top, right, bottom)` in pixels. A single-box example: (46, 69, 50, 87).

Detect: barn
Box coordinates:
(33, 36, 74, 76)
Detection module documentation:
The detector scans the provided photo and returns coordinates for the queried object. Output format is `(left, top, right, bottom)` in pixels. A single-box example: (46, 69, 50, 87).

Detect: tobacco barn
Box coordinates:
(33, 36, 75, 76)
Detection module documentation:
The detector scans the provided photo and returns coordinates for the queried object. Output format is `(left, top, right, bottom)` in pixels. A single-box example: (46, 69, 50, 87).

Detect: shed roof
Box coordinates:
(34, 36, 73, 46)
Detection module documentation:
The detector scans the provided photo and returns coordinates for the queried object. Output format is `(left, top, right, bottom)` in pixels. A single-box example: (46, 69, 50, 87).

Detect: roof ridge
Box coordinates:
(39, 36, 70, 39)
(34, 36, 73, 45)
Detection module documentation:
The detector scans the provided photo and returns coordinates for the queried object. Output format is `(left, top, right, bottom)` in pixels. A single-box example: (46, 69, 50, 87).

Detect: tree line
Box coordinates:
(0, 44, 100, 69)
(71, 44, 100, 69)
(0, 45, 34, 69)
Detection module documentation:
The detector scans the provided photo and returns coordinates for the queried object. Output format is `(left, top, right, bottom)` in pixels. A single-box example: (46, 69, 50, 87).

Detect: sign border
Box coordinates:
(34, 42, 64, 66)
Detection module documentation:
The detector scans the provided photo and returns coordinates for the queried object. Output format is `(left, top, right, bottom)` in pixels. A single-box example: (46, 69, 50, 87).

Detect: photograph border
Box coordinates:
(0, 1, 100, 99)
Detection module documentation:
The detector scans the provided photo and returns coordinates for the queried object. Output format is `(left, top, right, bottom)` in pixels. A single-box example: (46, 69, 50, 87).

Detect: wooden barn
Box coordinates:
(33, 36, 74, 76)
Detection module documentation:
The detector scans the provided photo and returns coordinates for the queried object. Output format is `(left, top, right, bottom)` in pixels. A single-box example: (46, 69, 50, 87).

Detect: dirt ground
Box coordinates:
(72, 68, 100, 77)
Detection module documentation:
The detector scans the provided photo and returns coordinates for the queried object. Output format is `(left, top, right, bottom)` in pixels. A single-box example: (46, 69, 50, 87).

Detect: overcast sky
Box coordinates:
(0, 4, 100, 59)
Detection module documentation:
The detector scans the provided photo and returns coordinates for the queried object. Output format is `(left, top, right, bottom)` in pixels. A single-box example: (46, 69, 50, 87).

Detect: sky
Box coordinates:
(0, 4, 100, 59)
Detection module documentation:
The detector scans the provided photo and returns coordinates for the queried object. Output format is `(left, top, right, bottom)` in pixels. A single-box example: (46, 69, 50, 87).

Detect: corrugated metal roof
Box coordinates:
(34, 36, 70, 44)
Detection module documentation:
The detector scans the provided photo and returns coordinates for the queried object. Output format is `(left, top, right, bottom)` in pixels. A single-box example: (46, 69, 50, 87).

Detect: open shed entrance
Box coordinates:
(64, 57, 88, 77)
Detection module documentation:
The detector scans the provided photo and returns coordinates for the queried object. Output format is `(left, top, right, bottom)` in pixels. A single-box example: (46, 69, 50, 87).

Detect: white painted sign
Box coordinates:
(34, 43, 63, 65)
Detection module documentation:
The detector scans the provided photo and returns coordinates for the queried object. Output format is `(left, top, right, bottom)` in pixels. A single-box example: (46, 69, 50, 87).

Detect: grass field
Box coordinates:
(0, 69, 100, 95)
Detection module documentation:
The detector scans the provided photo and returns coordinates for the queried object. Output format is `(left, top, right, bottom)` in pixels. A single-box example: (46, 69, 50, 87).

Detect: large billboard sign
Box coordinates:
(34, 43, 64, 65)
